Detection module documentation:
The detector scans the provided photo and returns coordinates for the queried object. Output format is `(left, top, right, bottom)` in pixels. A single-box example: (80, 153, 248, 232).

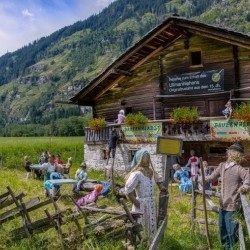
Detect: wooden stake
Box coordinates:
(47, 188, 65, 250)
(111, 151, 116, 195)
(191, 180, 197, 232)
(6, 186, 32, 239)
(200, 157, 212, 250)
(68, 195, 89, 225)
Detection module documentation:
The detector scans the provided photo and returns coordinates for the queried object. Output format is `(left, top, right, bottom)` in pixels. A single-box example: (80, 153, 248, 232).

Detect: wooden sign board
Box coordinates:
(156, 136, 183, 156)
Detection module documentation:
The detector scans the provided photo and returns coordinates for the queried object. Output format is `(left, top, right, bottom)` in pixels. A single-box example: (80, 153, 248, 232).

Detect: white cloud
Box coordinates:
(0, 0, 115, 56)
(22, 9, 34, 17)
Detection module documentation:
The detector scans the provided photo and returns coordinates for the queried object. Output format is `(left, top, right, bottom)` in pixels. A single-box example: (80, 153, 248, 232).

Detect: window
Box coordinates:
(102, 149, 108, 159)
(128, 149, 137, 162)
(209, 147, 227, 154)
(190, 51, 202, 66)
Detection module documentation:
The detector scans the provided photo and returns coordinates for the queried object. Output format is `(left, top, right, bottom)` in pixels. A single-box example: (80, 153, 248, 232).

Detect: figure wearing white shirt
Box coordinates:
(185, 149, 200, 179)
(40, 154, 63, 178)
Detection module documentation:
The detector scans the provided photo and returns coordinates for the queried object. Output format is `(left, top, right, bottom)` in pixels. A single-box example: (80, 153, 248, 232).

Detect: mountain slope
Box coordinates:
(0, 0, 249, 136)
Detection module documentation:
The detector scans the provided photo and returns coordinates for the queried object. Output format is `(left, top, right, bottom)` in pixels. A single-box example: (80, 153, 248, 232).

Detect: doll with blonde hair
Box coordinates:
(64, 157, 73, 178)
(124, 150, 159, 242)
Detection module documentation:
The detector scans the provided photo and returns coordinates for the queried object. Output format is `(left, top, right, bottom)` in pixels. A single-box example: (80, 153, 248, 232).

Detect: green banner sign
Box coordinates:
(121, 122, 162, 144)
(210, 119, 250, 141)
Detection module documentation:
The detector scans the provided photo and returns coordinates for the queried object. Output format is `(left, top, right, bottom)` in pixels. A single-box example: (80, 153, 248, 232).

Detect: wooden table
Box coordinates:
(46, 179, 77, 186)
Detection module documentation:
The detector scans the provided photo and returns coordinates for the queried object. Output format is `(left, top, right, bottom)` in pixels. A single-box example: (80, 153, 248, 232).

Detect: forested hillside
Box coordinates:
(0, 0, 249, 136)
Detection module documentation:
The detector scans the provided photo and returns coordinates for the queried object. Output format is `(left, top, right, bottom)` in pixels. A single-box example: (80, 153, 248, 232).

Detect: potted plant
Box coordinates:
(88, 117, 106, 131)
(125, 112, 148, 127)
(170, 106, 200, 125)
(232, 102, 250, 124)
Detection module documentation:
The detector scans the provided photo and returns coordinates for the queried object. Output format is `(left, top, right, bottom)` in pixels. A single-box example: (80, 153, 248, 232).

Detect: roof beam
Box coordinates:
(94, 75, 125, 100)
(111, 68, 132, 76)
(176, 22, 250, 49)
(191, 30, 250, 49)
(94, 35, 182, 100)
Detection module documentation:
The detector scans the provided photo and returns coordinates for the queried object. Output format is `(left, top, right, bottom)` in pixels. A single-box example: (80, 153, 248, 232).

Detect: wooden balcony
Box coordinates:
(84, 117, 223, 144)
(162, 117, 213, 141)
(84, 124, 121, 144)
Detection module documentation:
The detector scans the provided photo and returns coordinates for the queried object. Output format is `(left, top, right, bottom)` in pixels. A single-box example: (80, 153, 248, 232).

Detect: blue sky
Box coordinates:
(0, 0, 114, 56)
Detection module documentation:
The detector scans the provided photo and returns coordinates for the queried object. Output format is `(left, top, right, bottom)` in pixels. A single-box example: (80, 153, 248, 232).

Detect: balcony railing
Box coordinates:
(84, 117, 223, 144)
(85, 124, 121, 144)
(162, 118, 212, 141)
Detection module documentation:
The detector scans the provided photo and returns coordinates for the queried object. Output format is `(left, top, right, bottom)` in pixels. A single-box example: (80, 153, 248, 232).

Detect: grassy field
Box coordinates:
(0, 137, 84, 171)
(0, 137, 245, 250)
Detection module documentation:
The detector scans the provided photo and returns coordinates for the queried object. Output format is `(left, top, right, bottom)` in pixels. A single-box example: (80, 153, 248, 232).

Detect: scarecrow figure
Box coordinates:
(204, 142, 250, 250)
(222, 100, 232, 119)
(124, 150, 165, 243)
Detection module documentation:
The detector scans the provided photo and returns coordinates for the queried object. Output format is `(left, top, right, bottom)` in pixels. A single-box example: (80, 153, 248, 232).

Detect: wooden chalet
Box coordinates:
(71, 16, 250, 167)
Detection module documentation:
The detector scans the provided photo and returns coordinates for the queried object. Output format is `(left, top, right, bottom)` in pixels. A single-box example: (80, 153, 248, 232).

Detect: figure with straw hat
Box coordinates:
(203, 142, 250, 250)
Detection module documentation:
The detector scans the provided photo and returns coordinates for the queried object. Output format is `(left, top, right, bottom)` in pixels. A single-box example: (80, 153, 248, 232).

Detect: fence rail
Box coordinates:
(85, 124, 121, 144)
(240, 194, 250, 237)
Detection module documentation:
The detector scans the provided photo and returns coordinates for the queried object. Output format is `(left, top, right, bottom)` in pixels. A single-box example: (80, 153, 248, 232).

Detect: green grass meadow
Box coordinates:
(0, 137, 246, 249)
(0, 137, 84, 171)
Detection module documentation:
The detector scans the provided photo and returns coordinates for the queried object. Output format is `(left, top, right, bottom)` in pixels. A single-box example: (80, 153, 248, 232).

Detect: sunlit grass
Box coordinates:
(1, 137, 248, 249)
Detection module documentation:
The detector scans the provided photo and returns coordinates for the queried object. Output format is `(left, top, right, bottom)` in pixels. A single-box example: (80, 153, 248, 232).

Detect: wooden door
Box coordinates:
(208, 99, 228, 117)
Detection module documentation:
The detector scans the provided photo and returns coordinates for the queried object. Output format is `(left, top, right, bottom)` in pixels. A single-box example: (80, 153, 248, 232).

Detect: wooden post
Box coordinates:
(200, 157, 212, 250)
(238, 223, 246, 250)
(158, 155, 171, 225)
(240, 194, 250, 236)
(6, 186, 32, 239)
(74, 145, 77, 161)
(149, 217, 167, 250)
(120, 198, 142, 241)
(111, 151, 116, 195)
(68, 195, 89, 225)
(153, 97, 156, 121)
(120, 198, 135, 224)
(191, 181, 197, 232)
(44, 209, 65, 250)
(47, 189, 65, 250)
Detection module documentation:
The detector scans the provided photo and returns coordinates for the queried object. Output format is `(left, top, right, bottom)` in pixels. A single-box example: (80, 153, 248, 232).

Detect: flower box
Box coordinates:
(170, 106, 200, 125)
(88, 117, 106, 131)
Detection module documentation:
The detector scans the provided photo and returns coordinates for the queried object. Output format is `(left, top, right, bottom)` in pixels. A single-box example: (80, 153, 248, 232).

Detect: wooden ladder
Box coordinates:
(191, 184, 220, 232)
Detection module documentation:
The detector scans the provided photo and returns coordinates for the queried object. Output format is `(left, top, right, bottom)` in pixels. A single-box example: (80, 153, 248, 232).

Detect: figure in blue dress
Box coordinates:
(173, 164, 192, 192)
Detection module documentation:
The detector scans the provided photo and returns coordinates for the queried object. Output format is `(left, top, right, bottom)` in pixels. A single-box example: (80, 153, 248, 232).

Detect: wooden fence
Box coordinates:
(191, 185, 250, 250)
(0, 186, 142, 249)
(85, 124, 121, 144)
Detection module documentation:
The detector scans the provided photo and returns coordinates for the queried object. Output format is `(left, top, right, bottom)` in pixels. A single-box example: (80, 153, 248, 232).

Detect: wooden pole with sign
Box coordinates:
(149, 136, 183, 250)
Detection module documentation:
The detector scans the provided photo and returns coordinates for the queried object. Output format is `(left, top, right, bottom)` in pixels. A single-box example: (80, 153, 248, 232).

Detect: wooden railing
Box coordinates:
(239, 194, 250, 249)
(85, 124, 121, 144)
(162, 117, 214, 141)
(84, 117, 224, 144)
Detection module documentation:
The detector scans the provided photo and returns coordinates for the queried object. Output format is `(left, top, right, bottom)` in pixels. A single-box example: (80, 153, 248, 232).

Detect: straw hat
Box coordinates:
(24, 156, 29, 161)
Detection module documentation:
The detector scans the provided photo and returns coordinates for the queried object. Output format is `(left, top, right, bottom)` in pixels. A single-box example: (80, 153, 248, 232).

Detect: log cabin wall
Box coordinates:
(93, 58, 163, 122)
(159, 35, 235, 118)
(93, 34, 250, 122)
(238, 47, 250, 97)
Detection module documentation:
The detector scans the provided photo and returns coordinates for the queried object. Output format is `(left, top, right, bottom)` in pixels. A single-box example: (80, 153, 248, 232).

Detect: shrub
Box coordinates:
(88, 117, 106, 130)
(170, 106, 200, 124)
(233, 102, 250, 123)
(125, 112, 148, 127)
